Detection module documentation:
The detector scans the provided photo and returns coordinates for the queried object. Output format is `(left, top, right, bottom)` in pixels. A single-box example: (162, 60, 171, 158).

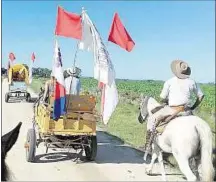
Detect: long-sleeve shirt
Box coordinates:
(65, 76, 81, 95)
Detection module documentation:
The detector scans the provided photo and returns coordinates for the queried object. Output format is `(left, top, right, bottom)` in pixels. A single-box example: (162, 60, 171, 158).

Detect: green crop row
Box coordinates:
(80, 78, 215, 114)
(32, 77, 215, 114)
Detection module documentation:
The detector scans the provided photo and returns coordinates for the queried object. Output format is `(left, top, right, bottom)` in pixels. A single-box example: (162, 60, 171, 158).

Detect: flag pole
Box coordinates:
(65, 7, 84, 116)
(52, 5, 59, 110)
(7, 58, 11, 84)
(65, 40, 80, 115)
(29, 54, 32, 85)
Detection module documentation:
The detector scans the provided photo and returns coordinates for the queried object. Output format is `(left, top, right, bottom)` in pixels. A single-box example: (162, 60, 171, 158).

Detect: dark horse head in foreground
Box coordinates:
(1, 122, 22, 181)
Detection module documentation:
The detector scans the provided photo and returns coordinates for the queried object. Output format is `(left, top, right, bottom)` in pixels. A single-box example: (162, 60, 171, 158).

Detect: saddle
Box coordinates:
(152, 105, 193, 134)
(144, 105, 193, 155)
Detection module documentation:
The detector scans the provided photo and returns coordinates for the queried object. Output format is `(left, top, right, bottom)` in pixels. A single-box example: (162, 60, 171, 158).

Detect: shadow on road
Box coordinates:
(33, 131, 149, 164)
(94, 131, 146, 164)
(33, 152, 78, 163)
(148, 173, 182, 176)
(31, 128, 216, 182)
(7, 99, 21, 103)
(5, 97, 38, 103)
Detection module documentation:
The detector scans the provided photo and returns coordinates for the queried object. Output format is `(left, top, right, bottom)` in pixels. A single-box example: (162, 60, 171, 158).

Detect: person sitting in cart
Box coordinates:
(42, 72, 56, 103)
(65, 67, 81, 95)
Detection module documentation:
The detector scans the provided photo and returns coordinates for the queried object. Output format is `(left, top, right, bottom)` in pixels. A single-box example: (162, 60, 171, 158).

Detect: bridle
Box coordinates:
(139, 96, 150, 121)
(139, 96, 167, 122)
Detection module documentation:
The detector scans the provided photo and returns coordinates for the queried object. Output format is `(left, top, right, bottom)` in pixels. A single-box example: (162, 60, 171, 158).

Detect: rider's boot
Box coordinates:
(144, 130, 152, 154)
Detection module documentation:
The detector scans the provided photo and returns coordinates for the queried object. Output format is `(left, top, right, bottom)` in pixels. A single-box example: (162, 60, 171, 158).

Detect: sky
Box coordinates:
(2, 1, 215, 83)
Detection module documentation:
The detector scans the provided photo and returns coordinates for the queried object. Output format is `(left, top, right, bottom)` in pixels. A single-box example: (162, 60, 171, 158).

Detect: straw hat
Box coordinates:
(171, 60, 191, 79)
(66, 67, 81, 77)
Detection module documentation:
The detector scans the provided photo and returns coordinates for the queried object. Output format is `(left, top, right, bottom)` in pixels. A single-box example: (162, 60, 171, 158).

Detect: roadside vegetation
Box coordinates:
(30, 75, 215, 167)
(31, 77, 215, 144)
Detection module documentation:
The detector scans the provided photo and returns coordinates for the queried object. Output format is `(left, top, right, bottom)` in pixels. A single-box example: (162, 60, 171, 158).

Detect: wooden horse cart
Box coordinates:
(25, 91, 98, 162)
(5, 64, 31, 102)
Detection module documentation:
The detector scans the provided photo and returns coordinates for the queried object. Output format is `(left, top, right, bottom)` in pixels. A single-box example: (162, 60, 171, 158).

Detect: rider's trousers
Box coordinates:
(146, 106, 176, 132)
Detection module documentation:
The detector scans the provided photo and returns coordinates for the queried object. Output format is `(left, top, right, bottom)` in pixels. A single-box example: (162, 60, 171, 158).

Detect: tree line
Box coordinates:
(1, 66, 215, 85)
(1, 67, 52, 78)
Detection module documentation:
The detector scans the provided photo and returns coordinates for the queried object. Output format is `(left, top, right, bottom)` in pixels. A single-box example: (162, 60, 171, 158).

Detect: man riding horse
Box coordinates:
(144, 60, 204, 153)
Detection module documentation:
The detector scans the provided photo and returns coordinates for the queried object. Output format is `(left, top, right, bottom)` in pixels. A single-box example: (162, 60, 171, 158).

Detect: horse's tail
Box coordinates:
(195, 119, 214, 182)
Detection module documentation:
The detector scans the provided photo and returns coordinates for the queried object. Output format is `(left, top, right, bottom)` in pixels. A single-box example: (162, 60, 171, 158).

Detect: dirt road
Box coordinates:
(2, 79, 184, 181)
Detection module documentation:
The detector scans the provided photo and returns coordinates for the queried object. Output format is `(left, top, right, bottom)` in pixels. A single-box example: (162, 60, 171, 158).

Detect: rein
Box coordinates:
(140, 96, 150, 119)
(140, 96, 166, 119)
(151, 105, 165, 114)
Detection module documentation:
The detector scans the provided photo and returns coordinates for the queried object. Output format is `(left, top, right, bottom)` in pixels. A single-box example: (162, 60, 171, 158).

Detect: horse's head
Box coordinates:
(1, 122, 22, 181)
(138, 95, 161, 124)
(138, 95, 150, 124)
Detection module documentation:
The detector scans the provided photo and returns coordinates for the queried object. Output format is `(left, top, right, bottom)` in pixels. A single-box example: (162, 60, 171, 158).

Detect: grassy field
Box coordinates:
(31, 77, 215, 148)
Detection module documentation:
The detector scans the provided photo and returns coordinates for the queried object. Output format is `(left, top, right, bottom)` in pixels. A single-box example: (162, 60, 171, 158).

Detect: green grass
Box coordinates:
(30, 77, 48, 93)
(104, 103, 146, 147)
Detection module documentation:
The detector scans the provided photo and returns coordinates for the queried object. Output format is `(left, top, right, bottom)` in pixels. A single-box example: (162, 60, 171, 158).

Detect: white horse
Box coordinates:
(138, 95, 214, 182)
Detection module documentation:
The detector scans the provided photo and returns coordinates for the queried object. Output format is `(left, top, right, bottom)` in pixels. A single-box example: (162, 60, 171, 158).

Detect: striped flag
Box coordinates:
(52, 40, 66, 120)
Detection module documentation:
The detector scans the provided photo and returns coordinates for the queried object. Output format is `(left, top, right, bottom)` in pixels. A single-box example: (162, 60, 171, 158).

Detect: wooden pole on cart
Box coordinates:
(65, 7, 85, 117)
(65, 41, 80, 116)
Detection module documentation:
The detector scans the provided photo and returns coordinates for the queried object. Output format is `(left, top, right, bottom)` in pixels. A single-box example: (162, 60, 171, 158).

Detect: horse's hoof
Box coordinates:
(145, 167, 152, 175)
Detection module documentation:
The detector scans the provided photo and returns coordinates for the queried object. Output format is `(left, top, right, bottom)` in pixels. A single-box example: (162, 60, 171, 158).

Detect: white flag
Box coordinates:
(78, 12, 94, 52)
(103, 81, 118, 124)
(79, 11, 118, 124)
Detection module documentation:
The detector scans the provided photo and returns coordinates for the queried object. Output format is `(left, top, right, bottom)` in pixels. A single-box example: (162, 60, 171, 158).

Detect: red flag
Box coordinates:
(31, 52, 35, 62)
(55, 6, 82, 39)
(9, 52, 16, 61)
(108, 13, 135, 52)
